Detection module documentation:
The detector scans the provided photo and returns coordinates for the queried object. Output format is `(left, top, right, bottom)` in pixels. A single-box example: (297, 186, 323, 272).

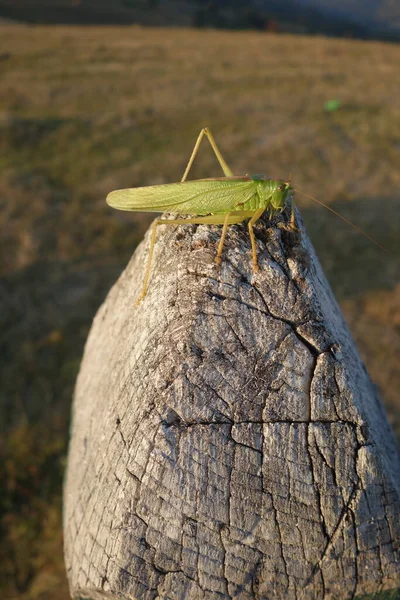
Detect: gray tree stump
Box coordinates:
(64, 211, 400, 600)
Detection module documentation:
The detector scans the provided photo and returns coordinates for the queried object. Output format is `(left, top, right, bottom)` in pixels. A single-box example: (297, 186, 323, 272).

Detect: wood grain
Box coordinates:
(64, 211, 400, 599)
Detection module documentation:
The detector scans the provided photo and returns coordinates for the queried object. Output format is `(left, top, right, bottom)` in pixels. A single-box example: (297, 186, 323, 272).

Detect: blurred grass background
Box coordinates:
(0, 24, 399, 600)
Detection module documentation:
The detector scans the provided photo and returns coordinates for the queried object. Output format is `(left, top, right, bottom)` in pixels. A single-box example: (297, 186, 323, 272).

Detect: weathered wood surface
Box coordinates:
(64, 211, 400, 600)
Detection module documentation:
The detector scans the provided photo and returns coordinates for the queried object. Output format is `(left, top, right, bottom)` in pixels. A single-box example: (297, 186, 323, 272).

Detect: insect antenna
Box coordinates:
(294, 189, 390, 255)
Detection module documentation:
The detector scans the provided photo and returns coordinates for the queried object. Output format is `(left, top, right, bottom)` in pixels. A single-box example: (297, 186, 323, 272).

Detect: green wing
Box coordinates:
(106, 178, 257, 215)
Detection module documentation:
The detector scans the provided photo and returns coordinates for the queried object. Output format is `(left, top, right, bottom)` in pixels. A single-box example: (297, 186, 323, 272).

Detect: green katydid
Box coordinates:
(107, 127, 388, 304)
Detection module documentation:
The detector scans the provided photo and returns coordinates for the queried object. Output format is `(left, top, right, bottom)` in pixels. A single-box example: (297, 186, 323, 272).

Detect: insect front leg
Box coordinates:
(290, 198, 299, 231)
(181, 127, 234, 182)
(247, 208, 265, 272)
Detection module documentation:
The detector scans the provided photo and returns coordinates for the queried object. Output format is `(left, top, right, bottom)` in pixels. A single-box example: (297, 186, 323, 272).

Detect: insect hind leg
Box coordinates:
(137, 218, 161, 305)
(137, 215, 218, 305)
(181, 127, 234, 182)
(137, 212, 252, 304)
(138, 216, 203, 304)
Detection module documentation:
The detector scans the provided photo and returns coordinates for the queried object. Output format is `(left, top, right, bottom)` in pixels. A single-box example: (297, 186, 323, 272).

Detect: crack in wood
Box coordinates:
(64, 213, 400, 600)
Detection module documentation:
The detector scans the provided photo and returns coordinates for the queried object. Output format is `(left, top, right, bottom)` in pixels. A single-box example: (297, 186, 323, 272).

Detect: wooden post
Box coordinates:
(64, 212, 400, 599)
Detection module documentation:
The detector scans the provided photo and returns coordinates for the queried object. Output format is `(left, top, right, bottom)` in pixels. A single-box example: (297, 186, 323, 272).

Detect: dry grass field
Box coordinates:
(0, 24, 399, 600)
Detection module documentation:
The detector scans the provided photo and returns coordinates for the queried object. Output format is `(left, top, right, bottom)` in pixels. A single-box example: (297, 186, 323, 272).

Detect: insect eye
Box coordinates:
(278, 184, 285, 192)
